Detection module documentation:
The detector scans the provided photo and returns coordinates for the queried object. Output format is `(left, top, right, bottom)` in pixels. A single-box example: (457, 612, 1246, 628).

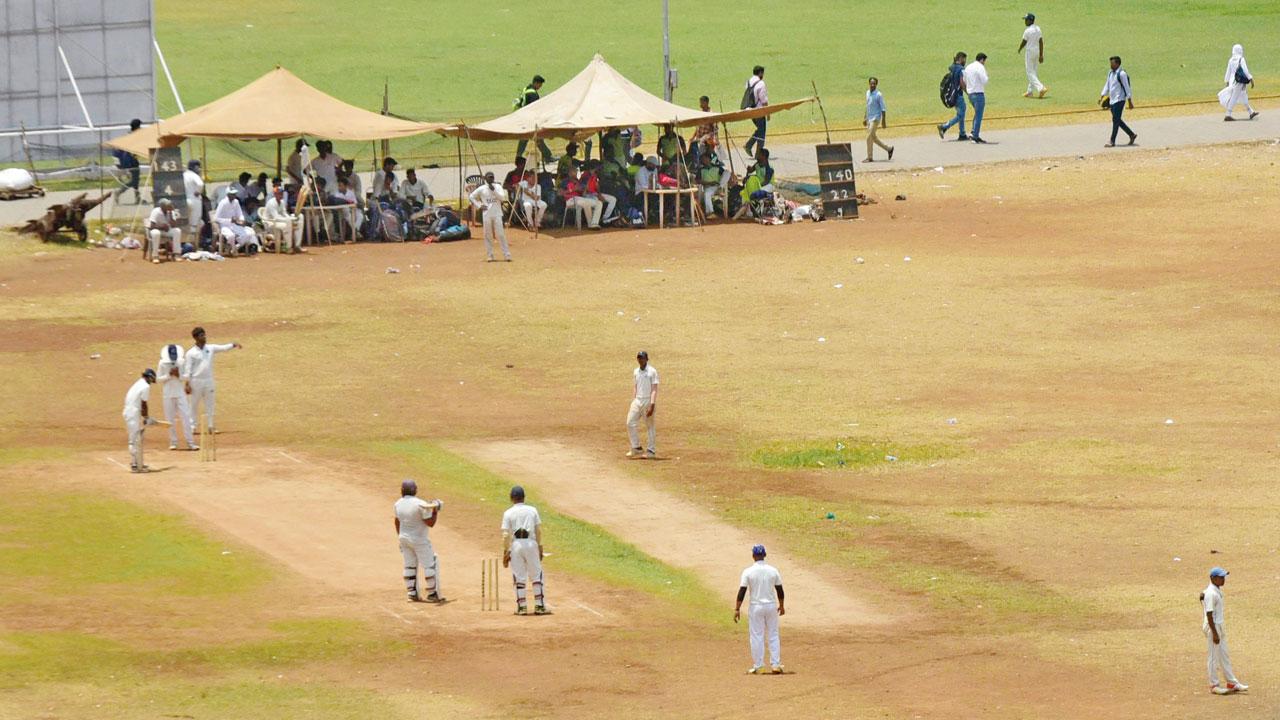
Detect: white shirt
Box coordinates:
(395, 496, 435, 544)
(1022, 25, 1042, 55)
(372, 170, 400, 198)
(964, 61, 989, 93)
(740, 560, 782, 606)
(183, 342, 235, 382)
(213, 197, 245, 225)
(310, 153, 342, 188)
(148, 206, 178, 231)
(157, 344, 187, 399)
(183, 169, 204, 198)
(746, 75, 768, 107)
(1101, 68, 1132, 103)
(261, 196, 293, 222)
(1202, 583, 1225, 626)
(635, 166, 658, 193)
(402, 179, 431, 204)
(123, 378, 150, 418)
(518, 180, 542, 202)
(501, 503, 542, 542)
(634, 364, 659, 401)
(468, 183, 507, 214)
(286, 152, 304, 183)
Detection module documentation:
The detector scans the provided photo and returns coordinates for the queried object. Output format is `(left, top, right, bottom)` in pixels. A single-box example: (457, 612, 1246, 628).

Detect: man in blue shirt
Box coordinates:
(863, 77, 894, 162)
(937, 53, 969, 141)
(112, 118, 143, 204)
(1099, 55, 1137, 147)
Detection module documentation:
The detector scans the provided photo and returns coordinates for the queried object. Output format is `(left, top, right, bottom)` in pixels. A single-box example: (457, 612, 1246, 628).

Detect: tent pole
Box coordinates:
(811, 81, 831, 144)
(201, 139, 207, 182)
(456, 135, 463, 211)
(276, 139, 282, 179)
(717, 102, 738, 177)
(98, 128, 105, 229)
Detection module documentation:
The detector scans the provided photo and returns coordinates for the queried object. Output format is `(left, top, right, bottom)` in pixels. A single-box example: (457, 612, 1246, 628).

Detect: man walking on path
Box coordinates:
(742, 66, 769, 156)
(964, 53, 990, 143)
(938, 52, 969, 141)
(1100, 56, 1137, 147)
(626, 350, 659, 459)
(1018, 13, 1047, 98)
(502, 485, 548, 615)
(1221, 45, 1259, 121)
(1202, 567, 1248, 695)
(863, 77, 894, 162)
(734, 544, 785, 675)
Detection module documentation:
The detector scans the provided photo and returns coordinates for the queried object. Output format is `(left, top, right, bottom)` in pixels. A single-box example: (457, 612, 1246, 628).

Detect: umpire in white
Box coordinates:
(394, 479, 444, 603)
(502, 485, 548, 615)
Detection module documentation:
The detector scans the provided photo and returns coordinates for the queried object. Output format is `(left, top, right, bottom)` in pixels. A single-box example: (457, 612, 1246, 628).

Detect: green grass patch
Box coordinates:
(0, 489, 268, 598)
(372, 440, 725, 625)
(0, 446, 72, 466)
(750, 438, 964, 470)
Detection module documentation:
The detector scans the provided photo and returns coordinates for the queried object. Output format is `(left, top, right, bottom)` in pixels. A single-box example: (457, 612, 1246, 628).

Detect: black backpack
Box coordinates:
(1234, 64, 1250, 85)
(740, 79, 759, 110)
(940, 70, 960, 108)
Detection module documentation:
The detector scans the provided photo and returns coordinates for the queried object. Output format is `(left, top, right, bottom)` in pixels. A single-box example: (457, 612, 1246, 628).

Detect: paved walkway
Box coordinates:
(2, 109, 1275, 226)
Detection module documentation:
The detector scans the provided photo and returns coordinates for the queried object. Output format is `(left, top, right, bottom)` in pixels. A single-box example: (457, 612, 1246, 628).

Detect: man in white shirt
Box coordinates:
(213, 188, 260, 253)
(286, 139, 307, 185)
(1017, 13, 1047, 98)
(395, 479, 445, 603)
(743, 65, 769, 156)
(963, 53, 990, 143)
(183, 160, 205, 237)
(147, 199, 182, 263)
(1100, 55, 1137, 147)
(157, 344, 197, 451)
(400, 168, 433, 209)
(1202, 567, 1247, 694)
(516, 170, 547, 229)
(734, 544, 785, 674)
(260, 186, 303, 253)
(122, 368, 157, 473)
(501, 485, 547, 615)
(182, 326, 242, 434)
(627, 350, 659, 458)
(469, 172, 510, 262)
(308, 140, 342, 190)
(372, 157, 400, 202)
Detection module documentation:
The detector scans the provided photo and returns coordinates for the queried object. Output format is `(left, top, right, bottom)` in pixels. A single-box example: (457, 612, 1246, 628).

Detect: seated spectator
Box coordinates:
(582, 161, 618, 225)
(657, 125, 686, 167)
(309, 140, 343, 189)
(260, 185, 304, 253)
(339, 159, 363, 208)
(286, 139, 308, 185)
(503, 158, 527, 194)
(634, 155, 659, 195)
(735, 149, 776, 220)
(401, 168, 433, 210)
(270, 177, 292, 209)
(698, 152, 726, 217)
(562, 167, 602, 229)
(146, 198, 181, 263)
(516, 169, 547, 228)
(213, 187, 260, 253)
(335, 176, 362, 235)
(245, 172, 269, 202)
(372, 157, 399, 201)
(556, 142, 580, 185)
(229, 172, 252, 200)
(601, 128, 628, 170)
(690, 96, 719, 165)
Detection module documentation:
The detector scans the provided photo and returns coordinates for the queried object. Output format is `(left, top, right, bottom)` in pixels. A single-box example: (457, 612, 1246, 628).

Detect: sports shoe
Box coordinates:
(936, 124, 946, 139)
(1039, 87, 1049, 98)
(645, 450, 657, 459)
(1211, 685, 1230, 695)
(747, 666, 764, 675)
(771, 665, 784, 674)
(1249, 111, 1260, 120)
(972, 136, 988, 144)
(424, 593, 445, 603)
(957, 134, 970, 141)
(534, 605, 549, 615)
(189, 444, 200, 451)
(1224, 116, 1236, 122)
(516, 605, 528, 615)
(169, 444, 178, 450)
(1022, 91, 1033, 98)
(1227, 682, 1249, 692)
(407, 593, 420, 603)
(888, 146, 895, 160)
(626, 448, 644, 458)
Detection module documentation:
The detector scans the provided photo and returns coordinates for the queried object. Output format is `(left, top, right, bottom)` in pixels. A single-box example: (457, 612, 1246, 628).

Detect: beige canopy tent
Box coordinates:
(442, 54, 811, 141)
(105, 67, 445, 155)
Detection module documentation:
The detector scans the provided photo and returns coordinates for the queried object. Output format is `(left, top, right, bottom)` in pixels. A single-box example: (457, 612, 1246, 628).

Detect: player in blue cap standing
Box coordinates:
(1201, 567, 1247, 694)
(734, 544, 785, 674)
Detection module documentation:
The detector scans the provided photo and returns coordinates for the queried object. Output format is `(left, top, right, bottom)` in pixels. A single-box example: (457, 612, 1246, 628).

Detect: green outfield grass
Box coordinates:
(152, 0, 1277, 170)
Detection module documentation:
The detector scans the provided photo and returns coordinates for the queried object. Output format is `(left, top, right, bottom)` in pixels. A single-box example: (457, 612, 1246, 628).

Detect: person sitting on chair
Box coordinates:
(147, 199, 182, 263)
(213, 187, 260, 253)
(504, 158, 527, 195)
(401, 168, 433, 212)
(334, 177, 361, 237)
(698, 152, 726, 219)
(260, 185, 303, 253)
(582, 161, 618, 225)
(517, 169, 547, 229)
(372, 157, 400, 202)
(734, 149, 775, 221)
(229, 172, 252, 200)
(562, 166, 602, 230)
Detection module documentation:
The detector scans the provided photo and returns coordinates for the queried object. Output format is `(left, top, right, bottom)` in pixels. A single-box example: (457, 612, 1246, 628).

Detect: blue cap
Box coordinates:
(751, 544, 766, 557)
(1210, 567, 1229, 578)
(510, 485, 525, 500)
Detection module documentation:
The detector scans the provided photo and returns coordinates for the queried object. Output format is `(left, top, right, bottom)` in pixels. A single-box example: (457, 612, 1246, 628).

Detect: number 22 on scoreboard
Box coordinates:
(829, 188, 850, 200)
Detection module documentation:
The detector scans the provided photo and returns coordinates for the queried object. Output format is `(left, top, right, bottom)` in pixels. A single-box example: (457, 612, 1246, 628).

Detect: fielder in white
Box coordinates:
(146, 199, 182, 263)
(469, 171, 510, 262)
(1202, 567, 1248, 695)
(626, 350, 658, 459)
(182, 326, 241, 435)
(735, 544, 785, 674)
(502, 485, 548, 615)
(122, 368, 157, 473)
(1017, 13, 1047, 98)
(157, 343, 197, 451)
(394, 479, 445, 603)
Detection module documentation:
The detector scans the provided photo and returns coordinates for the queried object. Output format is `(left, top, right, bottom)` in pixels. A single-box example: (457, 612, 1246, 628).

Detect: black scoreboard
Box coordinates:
(152, 147, 189, 221)
(816, 143, 859, 220)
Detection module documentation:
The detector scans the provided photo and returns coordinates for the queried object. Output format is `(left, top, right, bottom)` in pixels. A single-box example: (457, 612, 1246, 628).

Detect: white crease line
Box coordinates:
(382, 606, 413, 625)
(570, 598, 605, 618)
(277, 451, 304, 464)
(104, 457, 130, 470)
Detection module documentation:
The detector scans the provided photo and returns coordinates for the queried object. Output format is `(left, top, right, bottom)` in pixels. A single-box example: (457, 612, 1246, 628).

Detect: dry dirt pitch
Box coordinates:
(2, 141, 1279, 718)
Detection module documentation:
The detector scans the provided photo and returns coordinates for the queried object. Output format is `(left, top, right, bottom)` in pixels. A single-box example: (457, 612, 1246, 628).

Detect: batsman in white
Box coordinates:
(122, 368, 157, 473)
(734, 544, 785, 675)
(626, 350, 659, 459)
(157, 343, 197, 451)
(182, 326, 241, 435)
(1202, 567, 1248, 695)
(394, 479, 445, 603)
(502, 485, 548, 615)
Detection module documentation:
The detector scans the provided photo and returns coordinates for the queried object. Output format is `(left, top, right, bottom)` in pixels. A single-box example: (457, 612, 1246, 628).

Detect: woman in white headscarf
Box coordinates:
(1219, 44, 1258, 121)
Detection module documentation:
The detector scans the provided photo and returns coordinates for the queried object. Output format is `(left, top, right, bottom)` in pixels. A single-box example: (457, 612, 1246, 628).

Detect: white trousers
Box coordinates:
(509, 538, 542, 582)
(219, 223, 260, 250)
(188, 379, 216, 432)
(482, 209, 509, 260)
(748, 603, 781, 668)
(264, 218, 302, 251)
(124, 413, 144, 468)
(186, 197, 202, 231)
(702, 186, 719, 215)
(599, 193, 617, 221)
(400, 538, 437, 596)
(1205, 623, 1239, 686)
(163, 395, 195, 447)
(148, 228, 181, 258)
(1226, 83, 1254, 114)
(521, 199, 547, 227)
(1025, 52, 1044, 93)
(627, 398, 656, 452)
(567, 197, 603, 228)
